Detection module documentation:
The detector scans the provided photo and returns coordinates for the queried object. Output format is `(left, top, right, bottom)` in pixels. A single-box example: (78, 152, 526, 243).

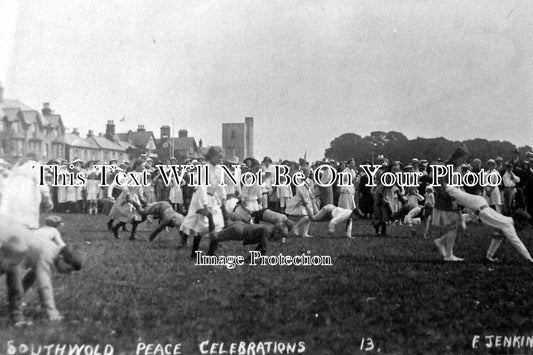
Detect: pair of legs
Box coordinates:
(87, 200, 98, 214)
(111, 219, 143, 240)
(311, 208, 354, 238)
(187, 211, 216, 258)
(433, 226, 461, 261)
(373, 204, 390, 236)
(107, 219, 129, 232)
(2, 266, 59, 325)
(293, 216, 312, 237)
(481, 208, 533, 262)
(291, 204, 314, 238)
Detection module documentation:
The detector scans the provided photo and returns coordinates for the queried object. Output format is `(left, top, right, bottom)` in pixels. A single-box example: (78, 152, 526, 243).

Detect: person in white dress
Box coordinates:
(86, 161, 101, 215)
(285, 169, 315, 238)
(483, 159, 502, 213)
(338, 162, 356, 210)
(276, 162, 293, 213)
(0, 158, 53, 229)
(180, 147, 227, 258)
(108, 159, 146, 240)
(168, 174, 184, 212)
(240, 163, 262, 213)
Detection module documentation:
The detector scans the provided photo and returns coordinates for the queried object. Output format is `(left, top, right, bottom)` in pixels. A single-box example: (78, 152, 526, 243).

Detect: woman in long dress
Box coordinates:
(337, 162, 356, 210)
(285, 167, 315, 238)
(180, 147, 227, 257)
(168, 175, 184, 212)
(0, 158, 53, 229)
(86, 161, 101, 215)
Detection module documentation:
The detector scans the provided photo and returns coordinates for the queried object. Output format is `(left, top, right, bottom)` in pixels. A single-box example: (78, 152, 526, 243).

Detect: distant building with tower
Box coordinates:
(222, 117, 254, 162)
(156, 126, 206, 162)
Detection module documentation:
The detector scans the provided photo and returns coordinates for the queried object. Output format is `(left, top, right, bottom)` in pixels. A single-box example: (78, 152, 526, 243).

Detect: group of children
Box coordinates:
(2, 147, 533, 326)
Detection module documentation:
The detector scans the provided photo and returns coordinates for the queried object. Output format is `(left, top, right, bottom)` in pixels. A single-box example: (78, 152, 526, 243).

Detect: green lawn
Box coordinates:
(1, 213, 533, 354)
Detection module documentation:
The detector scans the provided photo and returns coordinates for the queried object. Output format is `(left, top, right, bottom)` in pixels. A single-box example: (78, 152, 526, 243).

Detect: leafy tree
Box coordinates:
(324, 131, 529, 164)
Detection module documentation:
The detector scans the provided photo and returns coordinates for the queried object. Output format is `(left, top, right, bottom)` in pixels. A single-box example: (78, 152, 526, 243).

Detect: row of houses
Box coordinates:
(0, 85, 207, 163)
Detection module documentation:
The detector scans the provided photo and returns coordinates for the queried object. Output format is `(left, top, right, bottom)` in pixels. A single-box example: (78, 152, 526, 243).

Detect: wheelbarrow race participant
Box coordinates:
(0, 216, 82, 326)
(443, 182, 533, 263)
(207, 221, 288, 257)
(309, 204, 363, 238)
(130, 200, 184, 241)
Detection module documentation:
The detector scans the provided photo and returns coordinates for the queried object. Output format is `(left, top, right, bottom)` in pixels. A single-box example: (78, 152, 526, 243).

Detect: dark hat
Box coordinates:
(262, 156, 272, 163)
(45, 215, 63, 228)
(204, 146, 225, 160)
(243, 157, 259, 167)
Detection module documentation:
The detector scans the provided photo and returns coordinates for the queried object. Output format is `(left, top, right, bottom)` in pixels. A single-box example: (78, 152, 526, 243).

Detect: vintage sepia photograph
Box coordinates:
(1, 1, 532, 354)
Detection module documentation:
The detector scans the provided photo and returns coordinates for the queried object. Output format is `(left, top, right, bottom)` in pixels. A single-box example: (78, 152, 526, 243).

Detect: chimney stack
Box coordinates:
(178, 129, 188, 138)
(137, 124, 145, 132)
(199, 139, 203, 147)
(87, 130, 94, 138)
(72, 128, 79, 136)
(42, 103, 52, 116)
(160, 125, 171, 139)
(105, 120, 115, 139)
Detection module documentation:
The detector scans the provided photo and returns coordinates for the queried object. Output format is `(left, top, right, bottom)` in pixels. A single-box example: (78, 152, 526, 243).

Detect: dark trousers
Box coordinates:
(4, 266, 23, 323)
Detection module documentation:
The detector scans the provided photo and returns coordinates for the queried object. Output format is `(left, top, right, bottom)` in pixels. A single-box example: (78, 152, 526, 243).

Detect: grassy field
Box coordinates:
(2, 213, 533, 355)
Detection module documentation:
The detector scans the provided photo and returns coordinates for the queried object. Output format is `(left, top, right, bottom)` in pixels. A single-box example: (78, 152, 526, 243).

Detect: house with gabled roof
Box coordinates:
(87, 128, 129, 163)
(0, 83, 67, 161)
(115, 124, 158, 159)
(155, 126, 206, 162)
(64, 128, 100, 162)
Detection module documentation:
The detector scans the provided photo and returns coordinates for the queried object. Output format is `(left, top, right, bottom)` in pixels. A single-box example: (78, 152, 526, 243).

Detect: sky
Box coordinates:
(1, 0, 532, 162)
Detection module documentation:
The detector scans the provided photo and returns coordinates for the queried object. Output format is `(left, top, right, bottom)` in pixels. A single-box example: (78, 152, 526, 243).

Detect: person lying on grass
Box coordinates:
(0, 215, 82, 326)
(441, 182, 533, 263)
(309, 204, 363, 238)
(207, 221, 288, 257)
